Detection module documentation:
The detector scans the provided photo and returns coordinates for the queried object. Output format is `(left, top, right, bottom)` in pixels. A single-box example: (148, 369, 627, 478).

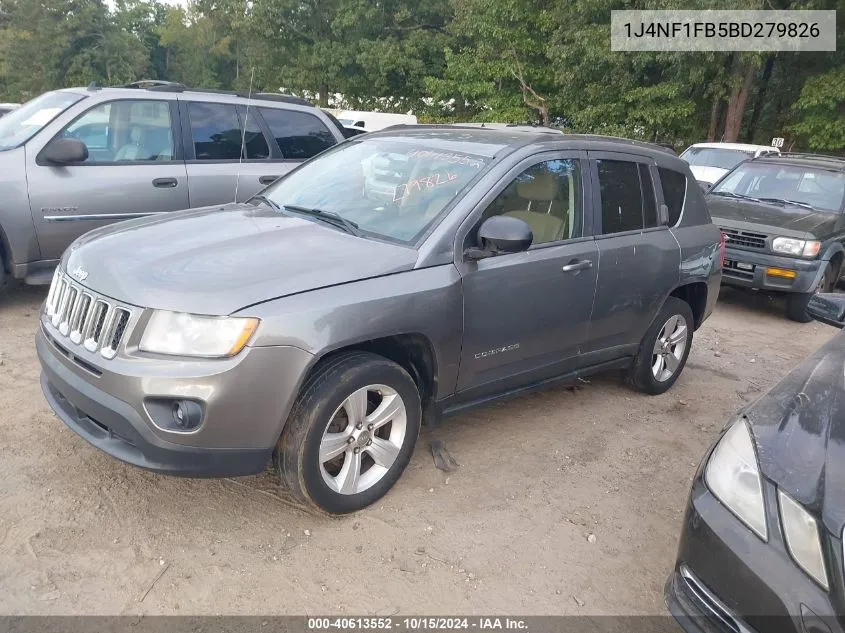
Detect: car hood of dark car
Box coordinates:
(744, 328, 845, 534)
(63, 203, 419, 315)
(707, 196, 839, 239)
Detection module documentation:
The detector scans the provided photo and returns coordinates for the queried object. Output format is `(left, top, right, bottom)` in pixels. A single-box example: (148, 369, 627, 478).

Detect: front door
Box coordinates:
(27, 98, 189, 261)
(455, 154, 598, 398)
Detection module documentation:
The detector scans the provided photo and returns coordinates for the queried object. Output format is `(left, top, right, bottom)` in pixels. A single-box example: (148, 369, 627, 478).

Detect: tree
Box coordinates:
(790, 66, 845, 151)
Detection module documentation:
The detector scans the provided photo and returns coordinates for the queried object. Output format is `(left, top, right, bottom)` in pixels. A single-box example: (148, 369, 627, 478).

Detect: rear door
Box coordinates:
(583, 152, 680, 359)
(26, 97, 189, 260)
(180, 99, 276, 207)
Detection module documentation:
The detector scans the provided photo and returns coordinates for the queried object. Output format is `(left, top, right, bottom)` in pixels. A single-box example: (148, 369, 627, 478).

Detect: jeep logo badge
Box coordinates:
(70, 266, 88, 282)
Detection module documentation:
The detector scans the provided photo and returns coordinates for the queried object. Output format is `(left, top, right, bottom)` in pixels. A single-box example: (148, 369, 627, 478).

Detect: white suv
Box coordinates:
(680, 142, 781, 189)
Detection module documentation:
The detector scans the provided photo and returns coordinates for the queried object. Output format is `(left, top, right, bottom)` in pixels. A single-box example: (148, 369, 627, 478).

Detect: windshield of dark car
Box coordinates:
(0, 91, 85, 151)
(711, 162, 845, 212)
(680, 147, 754, 170)
(260, 138, 489, 243)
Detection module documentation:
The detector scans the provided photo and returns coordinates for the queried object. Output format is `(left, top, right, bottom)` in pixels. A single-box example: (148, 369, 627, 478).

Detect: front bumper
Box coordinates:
(37, 323, 314, 477)
(721, 246, 823, 294)
(666, 474, 845, 633)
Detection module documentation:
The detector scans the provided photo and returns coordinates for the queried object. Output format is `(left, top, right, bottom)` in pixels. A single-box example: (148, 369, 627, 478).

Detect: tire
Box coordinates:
(786, 263, 835, 323)
(276, 351, 421, 514)
(627, 296, 694, 395)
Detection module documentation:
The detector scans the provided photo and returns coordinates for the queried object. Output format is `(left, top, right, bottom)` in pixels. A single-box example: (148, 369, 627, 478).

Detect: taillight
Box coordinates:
(719, 232, 726, 267)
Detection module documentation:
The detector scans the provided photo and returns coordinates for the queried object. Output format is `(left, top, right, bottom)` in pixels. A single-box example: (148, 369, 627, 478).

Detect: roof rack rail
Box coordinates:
(115, 82, 313, 106)
(773, 152, 845, 161)
(121, 80, 187, 92)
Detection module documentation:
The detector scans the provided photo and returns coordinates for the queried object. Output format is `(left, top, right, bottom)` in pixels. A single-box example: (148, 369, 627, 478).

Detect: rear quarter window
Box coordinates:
(258, 107, 337, 159)
(658, 167, 687, 226)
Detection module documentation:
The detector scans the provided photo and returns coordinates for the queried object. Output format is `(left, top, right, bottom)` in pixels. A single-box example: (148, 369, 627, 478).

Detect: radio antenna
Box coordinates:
(234, 66, 256, 204)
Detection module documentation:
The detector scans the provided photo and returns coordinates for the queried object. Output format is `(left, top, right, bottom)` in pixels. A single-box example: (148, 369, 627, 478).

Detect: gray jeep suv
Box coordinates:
(0, 80, 345, 290)
(36, 125, 723, 514)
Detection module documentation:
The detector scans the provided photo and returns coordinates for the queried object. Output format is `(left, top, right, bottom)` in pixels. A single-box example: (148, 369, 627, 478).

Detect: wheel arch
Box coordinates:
(299, 333, 439, 412)
(0, 222, 12, 277)
(669, 282, 708, 330)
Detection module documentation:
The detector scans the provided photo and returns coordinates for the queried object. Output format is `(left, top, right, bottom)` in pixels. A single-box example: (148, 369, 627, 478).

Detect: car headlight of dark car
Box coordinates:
(705, 418, 830, 589)
(772, 237, 821, 258)
(705, 418, 768, 540)
(778, 489, 829, 589)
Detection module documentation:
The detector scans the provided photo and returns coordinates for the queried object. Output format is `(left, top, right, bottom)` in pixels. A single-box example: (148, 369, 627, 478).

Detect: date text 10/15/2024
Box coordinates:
(308, 618, 529, 631)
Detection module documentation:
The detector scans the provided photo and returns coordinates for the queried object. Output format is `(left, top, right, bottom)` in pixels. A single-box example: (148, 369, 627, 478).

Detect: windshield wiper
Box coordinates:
(757, 197, 814, 210)
(710, 191, 760, 202)
(282, 204, 361, 236)
(249, 194, 281, 211)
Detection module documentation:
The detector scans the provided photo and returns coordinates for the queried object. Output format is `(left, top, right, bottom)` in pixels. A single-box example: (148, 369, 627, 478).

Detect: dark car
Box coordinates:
(666, 292, 845, 633)
(37, 126, 722, 514)
(706, 153, 845, 322)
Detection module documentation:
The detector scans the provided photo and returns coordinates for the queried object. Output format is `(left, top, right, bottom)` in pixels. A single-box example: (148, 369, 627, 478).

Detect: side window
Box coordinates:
(658, 167, 687, 226)
(259, 107, 337, 159)
(188, 102, 242, 160)
(60, 100, 173, 163)
(596, 159, 655, 234)
(478, 159, 583, 246)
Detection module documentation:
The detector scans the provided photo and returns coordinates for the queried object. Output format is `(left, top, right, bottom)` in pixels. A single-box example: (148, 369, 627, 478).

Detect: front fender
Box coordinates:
(239, 264, 464, 398)
(0, 146, 41, 274)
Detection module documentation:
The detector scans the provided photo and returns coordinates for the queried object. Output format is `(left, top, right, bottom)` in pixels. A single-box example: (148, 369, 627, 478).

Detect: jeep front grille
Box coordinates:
(720, 227, 767, 250)
(44, 270, 133, 360)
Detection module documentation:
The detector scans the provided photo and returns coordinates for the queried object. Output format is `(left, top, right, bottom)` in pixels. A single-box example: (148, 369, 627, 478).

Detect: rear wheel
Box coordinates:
(627, 297, 694, 395)
(786, 263, 835, 323)
(276, 351, 421, 514)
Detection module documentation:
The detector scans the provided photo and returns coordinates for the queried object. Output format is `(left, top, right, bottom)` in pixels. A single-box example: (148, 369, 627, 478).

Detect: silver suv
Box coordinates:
(0, 81, 345, 289)
(36, 125, 723, 514)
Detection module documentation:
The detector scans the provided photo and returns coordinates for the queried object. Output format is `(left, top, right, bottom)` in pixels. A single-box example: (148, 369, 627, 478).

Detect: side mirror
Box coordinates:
(658, 203, 670, 226)
(698, 181, 713, 194)
(42, 138, 88, 165)
(807, 293, 845, 328)
(465, 216, 533, 260)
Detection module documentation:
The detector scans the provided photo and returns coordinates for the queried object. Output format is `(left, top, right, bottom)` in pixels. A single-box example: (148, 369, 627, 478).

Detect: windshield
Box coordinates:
(0, 91, 85, 151)
(680, 147, 754, 170)
(260, 138, 490, 243)
(711, 162, 845, 212)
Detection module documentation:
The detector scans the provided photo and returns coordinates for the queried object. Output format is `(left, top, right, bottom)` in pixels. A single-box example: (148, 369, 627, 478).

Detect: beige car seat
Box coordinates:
(505, 173, 566, 243)
(114, 127, 149, 161)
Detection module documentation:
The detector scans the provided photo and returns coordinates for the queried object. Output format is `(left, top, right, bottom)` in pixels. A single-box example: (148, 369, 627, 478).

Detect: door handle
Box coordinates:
(561, 259, 593, 273)
(259, 175, 280, 185)
(152, 177, 178, 188)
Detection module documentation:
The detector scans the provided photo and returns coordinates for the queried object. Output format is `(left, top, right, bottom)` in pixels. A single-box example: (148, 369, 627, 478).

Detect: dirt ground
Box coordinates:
(0, 282, 835, 616)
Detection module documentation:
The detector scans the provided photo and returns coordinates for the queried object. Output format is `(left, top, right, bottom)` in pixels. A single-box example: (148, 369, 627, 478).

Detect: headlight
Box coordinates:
(139, 311, 259, 358)
(779, 490, 828, 589)
(705, 419, 768, 540)
(772, 237, 821, 258)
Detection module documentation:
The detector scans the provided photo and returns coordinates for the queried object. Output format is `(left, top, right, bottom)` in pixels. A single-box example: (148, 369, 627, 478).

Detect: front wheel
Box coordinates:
(786, 264, 835, 323)
(276, 351, 421, 514)
(627, 297, 694, 395)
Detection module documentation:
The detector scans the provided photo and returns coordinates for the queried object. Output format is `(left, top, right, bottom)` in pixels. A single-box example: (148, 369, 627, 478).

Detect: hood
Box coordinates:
(743, 328, 845, 534)
(64, 203, 419, 315)
(689, 165, 729, 185)
(707, 197, 838, 238)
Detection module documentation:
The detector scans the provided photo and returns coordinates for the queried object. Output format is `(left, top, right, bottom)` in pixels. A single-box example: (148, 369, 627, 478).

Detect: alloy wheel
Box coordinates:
(319, 384, 407, 495)
(651, 315, 689, 382)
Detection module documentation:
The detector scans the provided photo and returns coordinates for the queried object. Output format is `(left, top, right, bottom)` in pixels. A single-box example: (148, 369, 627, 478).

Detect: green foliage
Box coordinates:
(790, 66, 845, 151)
(0, 0, 840, 152)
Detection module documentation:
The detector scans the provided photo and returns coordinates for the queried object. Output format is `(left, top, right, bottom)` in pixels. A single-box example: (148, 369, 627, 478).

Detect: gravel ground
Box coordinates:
(0, 282, 835, 616)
